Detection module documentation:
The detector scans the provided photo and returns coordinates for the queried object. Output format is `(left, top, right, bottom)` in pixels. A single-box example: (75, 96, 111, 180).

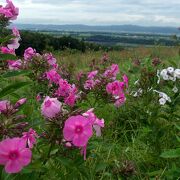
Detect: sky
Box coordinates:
(1, 0, 180, 26)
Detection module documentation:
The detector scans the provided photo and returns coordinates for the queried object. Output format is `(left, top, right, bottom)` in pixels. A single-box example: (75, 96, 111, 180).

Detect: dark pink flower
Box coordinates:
(63, 115, 93, 147)
(46, 69, 61, 85)
(106, 81, 124, 96)
(0, 138, 32, 174)
(0, 47, 15, 55)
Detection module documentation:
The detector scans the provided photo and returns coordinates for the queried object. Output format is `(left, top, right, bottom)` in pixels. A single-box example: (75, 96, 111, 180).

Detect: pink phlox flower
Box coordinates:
(56, 79, 72, 97)
(103, 64, 119, 78)
(8, 60, 22, 70)
(64, 92, 77, 107)
(0, 100, 11, 114)
(84, 79, 96, 90)
(106, 81, 124, 96)
(0, 137, 32, 174)
(12, 27, 20, 38)
(114, 92, 126, 107)
(82, 108, 104, 137)
(7, 38, 20, 50)
(24, 47, 36, 61)
(44, 53, 57, 66)
(41, 96, 62, 118)
(22, 128, 38, 149)
(63, 115, 93, 147)
(46, 69, 61, 84)
(87, 70, 98, 79)
(123, 74, 129, 89)
(0, 47, 15, 54)
(0, 0, 19, 20)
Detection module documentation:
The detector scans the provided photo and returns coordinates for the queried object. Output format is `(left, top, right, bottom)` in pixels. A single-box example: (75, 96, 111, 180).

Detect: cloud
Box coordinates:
(7, 0, 180, 26)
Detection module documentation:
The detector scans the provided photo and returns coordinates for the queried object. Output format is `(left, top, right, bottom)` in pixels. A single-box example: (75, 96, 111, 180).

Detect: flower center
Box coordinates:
(75, 125, 83, 134)
(45, 100, 52, 107)
(9, 151, 19, 160)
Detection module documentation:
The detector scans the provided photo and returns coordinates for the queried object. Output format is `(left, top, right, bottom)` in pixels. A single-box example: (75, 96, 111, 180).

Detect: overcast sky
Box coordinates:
(1, 0, 180, 26)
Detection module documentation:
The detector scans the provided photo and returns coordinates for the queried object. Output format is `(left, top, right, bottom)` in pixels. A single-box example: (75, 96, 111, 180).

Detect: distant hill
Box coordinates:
(12, 24, 180, 35)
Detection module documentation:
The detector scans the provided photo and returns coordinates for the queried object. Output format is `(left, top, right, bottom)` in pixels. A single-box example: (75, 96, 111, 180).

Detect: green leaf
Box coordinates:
(95, 162, 107, 172)
(0, 53, 17, 61)
(2, 70, 31, 78)
(0, 35, 14, 44)
(0, 82, 31, 98)
(160, 148, 180, 158)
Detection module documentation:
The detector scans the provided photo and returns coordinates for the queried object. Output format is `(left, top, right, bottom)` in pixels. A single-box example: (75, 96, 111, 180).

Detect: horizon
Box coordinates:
(13, 23, 179, 28)
(4, 0, 180, 27)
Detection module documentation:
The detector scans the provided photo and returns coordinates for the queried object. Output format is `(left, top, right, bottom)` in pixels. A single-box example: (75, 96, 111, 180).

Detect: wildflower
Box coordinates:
(0, 100, 11, 114)
(14, 98, 27, 108)
(87, 70, 98, 79)
(12, 27, 20, 38)
(0, 138, 32, 174)
(114, 93, 126, 107)
(22, 128, 38, 148)
(44, 53, 57, 66)
(174, 69, 180, 79)
(159, 98, 166, 105)
(46, 69, 61, 84)
(103, 64, 119, 79)
(64, 92, 77, 107)
(0, 47, 15, 54)
(123, 74, 129, 88)
(172, 86, 178, 93)
(41, 96, 62, 118)
(8, 60, 22, 70)
(82, 108, 104, 137)
(167, 67, 174, 74)
(106, 81, 124, 96)
(63, 115, 93, 147)
(0, 0, 19, 20)
(7, 38, 20, 50)
(24, 47, 36, 61)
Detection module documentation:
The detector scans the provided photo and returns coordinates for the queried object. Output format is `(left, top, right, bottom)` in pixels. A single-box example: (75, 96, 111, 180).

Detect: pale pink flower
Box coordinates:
(24, 47, 36, 61)
(82, 108, 104, 137)
(0, 100, 11, 113)
(87, 70, 98, 79)
(41, 96, 62, 118)
(44, 53, 57, 66)
(12, 27, 20, 38)
(8, 60, 22, 70)
(22, 128, 38, 148)
(46, 69, 61, 85)
(7, 38, 20, 50)
(0, 47, 15, 54)
(63, 115, 93, 147)
(0, 138, 32, 174)
(106, 81, 124, 96)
